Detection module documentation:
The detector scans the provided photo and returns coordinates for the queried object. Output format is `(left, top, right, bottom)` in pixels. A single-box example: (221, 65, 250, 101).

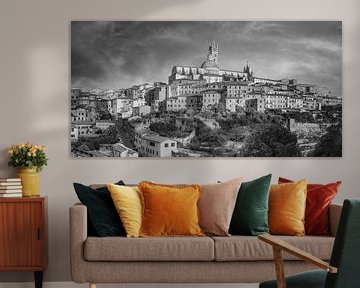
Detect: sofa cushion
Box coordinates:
(229, 174, 271, 236)
(198, 177, 242, 236)
(269, 179, 307, 236)
(84, 236, 214, 261)
(279, 177, 341, 236)
(73, 181, 126, 237)
(139, 181, 203, 237)
(107, 184, 142, 238)
(212, 236, 334, 261)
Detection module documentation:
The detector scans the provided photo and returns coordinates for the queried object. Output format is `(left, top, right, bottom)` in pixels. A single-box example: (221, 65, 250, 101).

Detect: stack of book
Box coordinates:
(0, 178, 22, 197)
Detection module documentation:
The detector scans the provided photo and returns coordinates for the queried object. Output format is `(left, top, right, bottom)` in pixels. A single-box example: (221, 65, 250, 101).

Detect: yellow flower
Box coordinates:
(8, 149, 13, 155)
(37, 145, 46, 151)
(27, 152, 32, 157)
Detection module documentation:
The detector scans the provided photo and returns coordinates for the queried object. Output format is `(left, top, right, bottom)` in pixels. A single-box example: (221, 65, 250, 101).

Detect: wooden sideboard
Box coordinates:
(0, 197, 47, 288)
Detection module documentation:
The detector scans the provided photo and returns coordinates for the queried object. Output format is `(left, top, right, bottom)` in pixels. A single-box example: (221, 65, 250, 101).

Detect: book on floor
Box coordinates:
(0, 193, 22, 198)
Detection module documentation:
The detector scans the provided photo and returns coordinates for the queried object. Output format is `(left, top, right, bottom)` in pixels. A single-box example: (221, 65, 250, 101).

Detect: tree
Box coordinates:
(313, 123, 342, 156)
(104, 126, 117, 137)
(213, 102, 225, 114)
(190, 127, 228, 148)
(289, 111, 315, 123)
(243, 124, 301, 157)
(99, 109, 112, 120)
(149, 122, 178, 138)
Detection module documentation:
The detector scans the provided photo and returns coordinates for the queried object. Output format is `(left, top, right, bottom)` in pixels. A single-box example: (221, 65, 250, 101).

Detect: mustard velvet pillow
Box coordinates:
(138, 181, 204, 237)
(269, 179, 307, 236)
(107, 183, 142, 238)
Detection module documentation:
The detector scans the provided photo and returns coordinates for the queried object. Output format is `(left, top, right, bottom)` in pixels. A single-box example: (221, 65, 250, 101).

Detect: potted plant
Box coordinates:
(8, 143, 48, 197)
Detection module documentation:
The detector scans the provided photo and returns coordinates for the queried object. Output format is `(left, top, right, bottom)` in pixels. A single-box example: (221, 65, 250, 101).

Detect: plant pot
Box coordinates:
(16, 167, 40, 197)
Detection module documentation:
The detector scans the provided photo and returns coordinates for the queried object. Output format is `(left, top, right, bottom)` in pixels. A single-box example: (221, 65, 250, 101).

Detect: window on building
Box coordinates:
(171, 143, 175, 147)
(149, 141, 155, 147)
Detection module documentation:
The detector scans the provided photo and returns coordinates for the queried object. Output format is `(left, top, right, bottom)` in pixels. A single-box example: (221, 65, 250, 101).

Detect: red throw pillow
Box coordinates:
(278, 177, 341, 236)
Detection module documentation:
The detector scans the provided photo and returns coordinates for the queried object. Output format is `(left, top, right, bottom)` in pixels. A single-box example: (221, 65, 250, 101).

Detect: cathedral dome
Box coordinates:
(201, 60, 219, 69)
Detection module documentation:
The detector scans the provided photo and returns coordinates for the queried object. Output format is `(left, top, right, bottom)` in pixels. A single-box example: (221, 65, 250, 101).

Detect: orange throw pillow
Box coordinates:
(269, 179, 307, 236)
(279, 177, 341, 236)
(138, 181, 204, 237)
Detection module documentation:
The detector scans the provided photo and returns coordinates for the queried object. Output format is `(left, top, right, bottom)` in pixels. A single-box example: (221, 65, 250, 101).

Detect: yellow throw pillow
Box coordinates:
(138, 181, 204, 237)
(269, 179, 307, 236)
(107, 183, 142, 238)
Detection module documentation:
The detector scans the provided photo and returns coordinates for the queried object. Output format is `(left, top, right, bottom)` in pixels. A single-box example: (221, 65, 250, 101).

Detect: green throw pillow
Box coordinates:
(229, 174, 272, 236)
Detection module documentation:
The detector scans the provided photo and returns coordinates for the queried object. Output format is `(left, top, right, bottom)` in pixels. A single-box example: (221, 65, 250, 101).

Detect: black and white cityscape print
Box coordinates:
(71, 21, 342, 158)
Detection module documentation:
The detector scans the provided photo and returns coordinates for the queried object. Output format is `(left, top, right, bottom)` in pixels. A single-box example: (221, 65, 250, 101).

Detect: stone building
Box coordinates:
(245, 98, 265, 113)
(72, 122, 93, 137)
(132, 105, 151, 117)
(71, 88, 81, 107)
(221, 97, 245, 113)
(70, 125, 79, 141)
(202, 90, 222, 110)
(264, 94, 288, 109)
(165, 96, 187, 111)
(134, 132, 177, 157)
(71, 108, 88, 122)
(320, 97, 342, 106)
(186, 95, 203, 111)
(95, 120, 115, 130)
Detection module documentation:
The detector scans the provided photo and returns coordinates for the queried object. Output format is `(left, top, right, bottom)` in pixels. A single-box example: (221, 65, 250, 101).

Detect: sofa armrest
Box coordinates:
(69, 203, 88, 283)
(329, 203, 342, 237)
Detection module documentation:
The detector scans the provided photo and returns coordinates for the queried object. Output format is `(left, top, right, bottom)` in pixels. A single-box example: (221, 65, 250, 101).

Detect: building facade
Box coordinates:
(134, 132, 177, 157)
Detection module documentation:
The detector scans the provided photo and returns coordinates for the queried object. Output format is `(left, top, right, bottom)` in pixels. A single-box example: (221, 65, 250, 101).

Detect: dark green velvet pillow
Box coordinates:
(229, 174, 272, 236)
(73, 181, 126, 237)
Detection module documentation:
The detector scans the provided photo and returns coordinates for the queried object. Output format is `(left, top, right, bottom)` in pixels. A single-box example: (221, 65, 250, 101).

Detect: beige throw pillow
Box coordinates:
(198, 178, 242, 236)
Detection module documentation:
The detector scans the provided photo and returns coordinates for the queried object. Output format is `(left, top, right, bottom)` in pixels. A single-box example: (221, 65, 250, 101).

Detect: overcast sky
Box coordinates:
(71, 21, 342, 97)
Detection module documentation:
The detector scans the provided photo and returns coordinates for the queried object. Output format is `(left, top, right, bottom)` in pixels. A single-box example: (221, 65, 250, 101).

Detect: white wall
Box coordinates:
(0, 0, 359, 282)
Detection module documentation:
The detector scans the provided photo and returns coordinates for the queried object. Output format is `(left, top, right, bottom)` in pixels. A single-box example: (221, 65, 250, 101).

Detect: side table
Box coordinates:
(0, 197, 48, 288)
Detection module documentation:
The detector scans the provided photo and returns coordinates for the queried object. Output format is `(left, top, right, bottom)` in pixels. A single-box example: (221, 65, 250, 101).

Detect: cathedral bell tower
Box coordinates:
(207, 41, 219, 66)
(243, 61, 254, 77)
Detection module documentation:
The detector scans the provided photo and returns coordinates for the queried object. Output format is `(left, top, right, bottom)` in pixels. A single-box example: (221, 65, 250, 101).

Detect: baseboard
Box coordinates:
(0, 282, 259, 288)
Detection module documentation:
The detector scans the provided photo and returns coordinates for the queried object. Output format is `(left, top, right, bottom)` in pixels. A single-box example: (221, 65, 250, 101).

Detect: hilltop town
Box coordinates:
(71, 42, 342, 157)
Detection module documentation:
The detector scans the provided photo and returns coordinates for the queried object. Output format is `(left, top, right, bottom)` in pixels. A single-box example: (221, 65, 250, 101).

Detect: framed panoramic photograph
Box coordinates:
(70, 21, 342, 158)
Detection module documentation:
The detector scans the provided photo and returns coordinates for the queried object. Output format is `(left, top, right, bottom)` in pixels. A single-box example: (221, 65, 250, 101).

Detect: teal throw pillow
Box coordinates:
(229, 174, 272, 236)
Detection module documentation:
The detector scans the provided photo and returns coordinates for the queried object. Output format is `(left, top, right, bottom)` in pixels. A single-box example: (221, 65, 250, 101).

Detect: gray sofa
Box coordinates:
(70, 202, 342, 287)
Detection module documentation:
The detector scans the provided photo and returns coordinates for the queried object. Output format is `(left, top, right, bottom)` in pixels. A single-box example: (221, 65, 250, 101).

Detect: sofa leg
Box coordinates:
(89, 283, 96, 288)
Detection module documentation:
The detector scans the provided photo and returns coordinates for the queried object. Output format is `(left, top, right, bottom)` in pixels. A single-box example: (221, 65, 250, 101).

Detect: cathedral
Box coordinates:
(168, 41, 254, 84)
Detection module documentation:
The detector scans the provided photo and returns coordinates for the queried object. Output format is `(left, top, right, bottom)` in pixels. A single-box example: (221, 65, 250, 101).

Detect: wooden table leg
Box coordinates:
(34, 271, 43, 288)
